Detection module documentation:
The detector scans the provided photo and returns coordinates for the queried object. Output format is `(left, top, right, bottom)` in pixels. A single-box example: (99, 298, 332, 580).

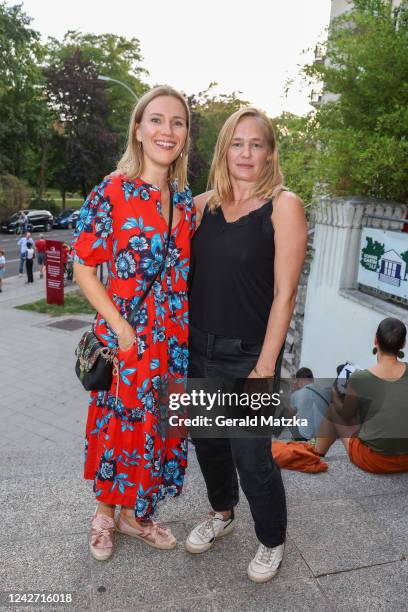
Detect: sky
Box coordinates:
(10, 0, 332, 117)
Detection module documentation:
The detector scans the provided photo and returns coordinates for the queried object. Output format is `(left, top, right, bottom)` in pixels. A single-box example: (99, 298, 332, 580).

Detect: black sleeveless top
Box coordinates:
(189, 201, 275, 343)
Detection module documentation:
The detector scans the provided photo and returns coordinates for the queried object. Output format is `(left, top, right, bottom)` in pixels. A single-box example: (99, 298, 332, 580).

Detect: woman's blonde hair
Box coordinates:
(207, 107, 285, 210)
(117, 85, 190, 190)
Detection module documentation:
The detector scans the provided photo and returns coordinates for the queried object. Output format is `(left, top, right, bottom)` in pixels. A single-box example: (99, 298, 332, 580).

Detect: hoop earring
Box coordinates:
(372, 347, 378, 355)
(398, 350, 405, 359)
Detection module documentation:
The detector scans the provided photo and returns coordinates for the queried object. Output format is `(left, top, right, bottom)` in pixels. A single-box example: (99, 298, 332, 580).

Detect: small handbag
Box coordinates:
(75, 199, 174, 392)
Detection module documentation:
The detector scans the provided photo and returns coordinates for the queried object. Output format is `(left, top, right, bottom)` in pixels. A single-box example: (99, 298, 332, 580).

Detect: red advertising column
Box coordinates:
(45, 240, 64, 305)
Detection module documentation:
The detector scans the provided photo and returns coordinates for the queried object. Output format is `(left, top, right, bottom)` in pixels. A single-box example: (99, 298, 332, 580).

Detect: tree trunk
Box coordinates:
(81, 180, 87, 200)
(61, 189, 66, 211)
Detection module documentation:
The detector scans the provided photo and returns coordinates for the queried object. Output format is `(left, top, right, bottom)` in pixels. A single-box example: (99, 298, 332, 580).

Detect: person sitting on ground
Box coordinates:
(287, 367, 331, 441)
(0, 249, 5, 292)
(315, 317, 408, 473)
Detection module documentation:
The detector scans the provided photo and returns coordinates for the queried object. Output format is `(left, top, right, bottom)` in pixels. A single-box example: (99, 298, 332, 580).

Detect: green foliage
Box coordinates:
(303, 0, 408, 202)
(29, 195, 58, 215)
(0, 173, 28, 221)
(273, 112, 318, 205)
(45, 50, 121, 198)
(187, 85, 248, 195)
(16, 290, 96, 316)
(47, 31, 148, 141)
(0, 3, 51, 180)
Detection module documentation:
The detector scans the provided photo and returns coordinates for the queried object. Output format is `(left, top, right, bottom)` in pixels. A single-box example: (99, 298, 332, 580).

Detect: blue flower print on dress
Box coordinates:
(168, 335, 189, 376)
(173, 187, 194, 213)
(152, 320, 166, 344)
(166, 237, 181, 268)
(94, 210, 113, 239)
(116, 248, 137, 279)
(137, 334, 148, 360)
(129, 233, 149, 252)
(163, 457, 184, 486)
(121, 180, 155, 203)
(98, 449, 117, 482)
(142, 389, 156, 412)
(143, 432, 155, 462)
(168, 291, 183, 314)
(106, 394, 126, 418)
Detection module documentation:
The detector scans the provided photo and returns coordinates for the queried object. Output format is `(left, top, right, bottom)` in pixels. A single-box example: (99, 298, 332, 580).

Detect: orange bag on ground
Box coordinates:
(348, 437, 408, 474)
(272, 441, 328, 473)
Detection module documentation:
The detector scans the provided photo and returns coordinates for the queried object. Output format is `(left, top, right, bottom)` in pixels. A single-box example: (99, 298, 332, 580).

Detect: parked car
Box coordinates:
(53, 209, 80, 229)
(1, 210, 54, 233)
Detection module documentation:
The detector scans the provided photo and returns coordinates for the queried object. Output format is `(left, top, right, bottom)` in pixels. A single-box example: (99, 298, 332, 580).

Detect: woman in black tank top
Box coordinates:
(185, 107, 307, 583)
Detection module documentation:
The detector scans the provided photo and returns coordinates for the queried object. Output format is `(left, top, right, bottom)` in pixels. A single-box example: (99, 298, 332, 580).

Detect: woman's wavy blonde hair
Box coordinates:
(207, 107, 285, 210)
(117, 85, 190, 190)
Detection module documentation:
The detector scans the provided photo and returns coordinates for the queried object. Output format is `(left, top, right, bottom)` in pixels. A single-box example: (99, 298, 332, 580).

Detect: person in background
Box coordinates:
(315, 317, 408, 473)
(17, 211, 27, 235)
(287, 367, 331, 441)
(17, 231, 31, 276)
(25, 239, 35, 283)
(0, 249, 5, 292)
(35, 234, 46, 278)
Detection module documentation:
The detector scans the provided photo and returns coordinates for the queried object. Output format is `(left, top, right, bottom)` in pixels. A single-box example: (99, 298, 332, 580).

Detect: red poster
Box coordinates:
(45, 240, 64, 305)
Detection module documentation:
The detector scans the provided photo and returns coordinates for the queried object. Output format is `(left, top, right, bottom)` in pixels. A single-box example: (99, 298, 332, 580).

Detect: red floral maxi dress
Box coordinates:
(71, 175, 194, 519)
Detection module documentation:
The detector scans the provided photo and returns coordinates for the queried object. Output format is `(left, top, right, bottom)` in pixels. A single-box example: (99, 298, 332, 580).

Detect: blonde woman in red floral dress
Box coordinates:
(72, 86, 194, 560)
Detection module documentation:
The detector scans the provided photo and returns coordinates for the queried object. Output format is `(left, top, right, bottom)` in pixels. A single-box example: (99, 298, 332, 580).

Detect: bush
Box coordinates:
(0, 174, 29, 222)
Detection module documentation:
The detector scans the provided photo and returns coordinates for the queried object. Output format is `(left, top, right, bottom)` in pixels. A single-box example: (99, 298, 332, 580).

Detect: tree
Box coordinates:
(0, 3, 50, 183)
(0, 174, 28, 222)
(46, 31, 148, 140)
(302, 0, 408, 202)
(45, 50, 120, 201)
(273, 112, 318, 205)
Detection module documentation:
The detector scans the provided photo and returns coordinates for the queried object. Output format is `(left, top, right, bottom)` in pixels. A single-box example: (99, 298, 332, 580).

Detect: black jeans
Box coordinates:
(188, 324, 287, 548)
(26, 258, 34, 283)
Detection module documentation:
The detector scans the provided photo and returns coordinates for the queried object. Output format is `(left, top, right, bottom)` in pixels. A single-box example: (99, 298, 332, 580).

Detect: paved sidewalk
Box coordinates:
(1, 277, 407, 611)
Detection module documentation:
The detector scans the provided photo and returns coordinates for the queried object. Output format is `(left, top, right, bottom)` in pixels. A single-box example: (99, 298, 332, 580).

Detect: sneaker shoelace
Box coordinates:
(197, 516, 216, 540)
(256, 544, 277, 567)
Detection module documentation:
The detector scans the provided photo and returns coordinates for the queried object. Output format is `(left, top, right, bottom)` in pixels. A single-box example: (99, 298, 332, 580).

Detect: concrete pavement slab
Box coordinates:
(283, 455, 408, 505)
(209, 578, 331, 612)
(357, 491, 408, 555)
(0, 532, 92, 610)
(1, 476, 94, 543)
(318, 560, 408, 611)
(288, 498, 403, 576)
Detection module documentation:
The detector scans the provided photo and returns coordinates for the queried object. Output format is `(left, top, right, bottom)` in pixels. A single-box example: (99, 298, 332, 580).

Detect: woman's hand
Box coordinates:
(248, 365, 275, 378)
(115, 319, 136, 352)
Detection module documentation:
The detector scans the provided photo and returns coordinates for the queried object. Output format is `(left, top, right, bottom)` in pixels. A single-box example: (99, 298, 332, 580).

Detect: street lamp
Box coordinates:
(97, 75, 138, 101)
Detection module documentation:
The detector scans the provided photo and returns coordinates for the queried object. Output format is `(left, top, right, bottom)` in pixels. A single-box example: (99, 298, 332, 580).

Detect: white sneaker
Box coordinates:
(247, 543, 284, 583)
(185, 512, 235, 554)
